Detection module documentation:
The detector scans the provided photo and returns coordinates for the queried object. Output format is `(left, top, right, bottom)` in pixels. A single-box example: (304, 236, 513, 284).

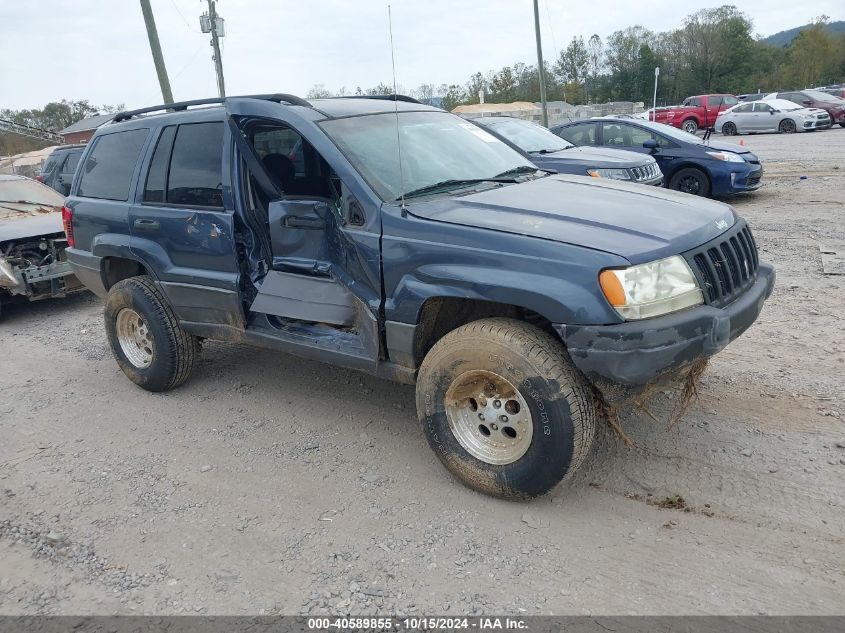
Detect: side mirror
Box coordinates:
(803, 100, 812, 106)
(643, 138, 658, 151)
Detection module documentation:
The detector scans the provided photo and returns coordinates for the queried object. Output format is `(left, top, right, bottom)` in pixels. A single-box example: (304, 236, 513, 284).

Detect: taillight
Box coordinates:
(62, 206, 75, 248)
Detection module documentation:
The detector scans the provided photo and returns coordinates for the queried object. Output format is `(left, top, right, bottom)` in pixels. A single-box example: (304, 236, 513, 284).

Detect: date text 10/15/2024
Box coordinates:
(307, 617, 528, 630)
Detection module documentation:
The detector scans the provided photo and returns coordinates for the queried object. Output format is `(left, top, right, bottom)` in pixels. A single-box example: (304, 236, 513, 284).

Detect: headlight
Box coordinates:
(587, 168, 631, 180)
(599, 255, 703, 320)
(706, 151, 744, 163)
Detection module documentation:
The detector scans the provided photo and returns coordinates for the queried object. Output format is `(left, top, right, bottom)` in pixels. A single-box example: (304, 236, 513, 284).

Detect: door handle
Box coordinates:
(284, 215, 325, 230)
(133, 218, 160, 231)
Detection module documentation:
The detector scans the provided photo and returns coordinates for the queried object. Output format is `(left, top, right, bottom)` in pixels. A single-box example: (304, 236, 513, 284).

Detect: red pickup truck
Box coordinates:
(653, 94, 740, 134)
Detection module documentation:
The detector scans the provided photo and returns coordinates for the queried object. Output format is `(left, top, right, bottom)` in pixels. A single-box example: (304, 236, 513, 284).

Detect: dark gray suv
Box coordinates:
(63, 94, 774, 499)
(38, 144, 85, 195)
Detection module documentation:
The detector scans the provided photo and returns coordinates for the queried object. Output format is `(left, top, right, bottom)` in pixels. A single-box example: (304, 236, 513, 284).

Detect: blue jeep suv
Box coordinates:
(63, 94, 774, 499)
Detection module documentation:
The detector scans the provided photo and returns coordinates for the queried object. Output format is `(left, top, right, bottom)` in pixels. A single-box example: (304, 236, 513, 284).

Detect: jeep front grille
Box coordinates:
(685, 220, 759, 308)
(630, 162, 660, 181)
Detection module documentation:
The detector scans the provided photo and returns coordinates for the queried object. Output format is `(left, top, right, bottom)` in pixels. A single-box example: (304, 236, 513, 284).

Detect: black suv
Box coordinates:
(39, 144, 85, 195)
(64, 94, 774, 499)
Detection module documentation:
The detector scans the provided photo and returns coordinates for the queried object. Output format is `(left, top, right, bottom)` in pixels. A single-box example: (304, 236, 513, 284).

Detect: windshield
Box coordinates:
(321, 111, 536, 201)
(0, 177, 63, 205)
(804, 90, 843, 103)
(477, 118, 573, 153)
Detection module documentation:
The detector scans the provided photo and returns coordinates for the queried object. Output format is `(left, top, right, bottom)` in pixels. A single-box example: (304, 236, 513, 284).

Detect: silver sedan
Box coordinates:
(716, 99, 831, 135)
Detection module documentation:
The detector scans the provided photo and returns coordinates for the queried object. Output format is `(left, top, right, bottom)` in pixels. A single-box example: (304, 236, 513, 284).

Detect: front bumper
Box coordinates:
(555, 263, 775, 399)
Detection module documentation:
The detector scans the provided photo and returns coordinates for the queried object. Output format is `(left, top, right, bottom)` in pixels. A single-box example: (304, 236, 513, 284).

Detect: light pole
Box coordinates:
(532, 0, 548, 127)
(652, 66, 660, 121)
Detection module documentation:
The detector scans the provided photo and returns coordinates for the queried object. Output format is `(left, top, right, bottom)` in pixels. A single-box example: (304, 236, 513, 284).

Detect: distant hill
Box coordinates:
(761, 21, 845, 48)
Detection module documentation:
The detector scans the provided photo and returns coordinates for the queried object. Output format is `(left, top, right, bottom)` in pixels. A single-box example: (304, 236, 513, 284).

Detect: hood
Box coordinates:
(532, 146, 652, 171)
(0, 212, 64, 243)
(406, 174, 736, 264)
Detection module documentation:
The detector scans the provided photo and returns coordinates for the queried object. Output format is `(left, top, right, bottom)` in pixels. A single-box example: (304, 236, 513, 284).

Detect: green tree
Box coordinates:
(783, 17, 839, 87)
(555, 37, 589, 103)
(682, 6, 755, 93)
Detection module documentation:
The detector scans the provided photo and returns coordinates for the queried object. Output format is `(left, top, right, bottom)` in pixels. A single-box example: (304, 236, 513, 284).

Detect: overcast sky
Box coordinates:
(2, 0, 842, 111)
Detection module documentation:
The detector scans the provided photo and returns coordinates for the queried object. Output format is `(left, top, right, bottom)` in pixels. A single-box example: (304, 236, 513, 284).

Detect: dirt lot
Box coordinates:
(1, 128, 844, 616)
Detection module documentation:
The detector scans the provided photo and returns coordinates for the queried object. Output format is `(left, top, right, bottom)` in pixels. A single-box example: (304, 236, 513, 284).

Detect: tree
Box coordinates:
(783, 17, 839, 87)
(555, 37, 589, 103)
(682, 6, 755, 93)
(413, 83, 436, 103)
(586, 34, 605, 102)
(0, 100, 123, 132)
(489, 66, 518, 103)
(605, 26, 655, 100)
(438, 84, 466, 111)
(306, 84, 333, 99)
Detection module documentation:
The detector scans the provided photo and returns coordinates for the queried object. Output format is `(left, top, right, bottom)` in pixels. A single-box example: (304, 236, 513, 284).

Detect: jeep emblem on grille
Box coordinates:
(715, 219, 729, 231)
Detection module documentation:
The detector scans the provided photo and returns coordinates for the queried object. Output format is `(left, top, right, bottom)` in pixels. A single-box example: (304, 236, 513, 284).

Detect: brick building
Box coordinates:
(58, 113, 113, 144)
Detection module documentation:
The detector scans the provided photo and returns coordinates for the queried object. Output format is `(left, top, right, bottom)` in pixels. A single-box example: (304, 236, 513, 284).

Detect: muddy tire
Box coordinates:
(104, 276, 200, 392)
(415, 318, 596, 500)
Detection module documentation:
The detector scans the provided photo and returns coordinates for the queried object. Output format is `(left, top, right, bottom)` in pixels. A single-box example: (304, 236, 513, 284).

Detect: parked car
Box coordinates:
(38, 144, 85, 195)
(0, 175, 83, 317)
(64, 94, 774, 499)
(737, 93, 766, 102)
(653, 94, 740, 134)
(762, 90, 845, 127)
(552, 118, 762, 198)
(819, 86, 845, 99)
(716, 99, 831, 135)
(472, 116, 663, 186)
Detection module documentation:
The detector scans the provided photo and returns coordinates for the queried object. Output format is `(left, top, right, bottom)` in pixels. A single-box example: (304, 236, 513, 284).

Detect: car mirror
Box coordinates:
(803, 100, 812, 106)
(642, 139, 658, 151)
(770, 109, 777, 114)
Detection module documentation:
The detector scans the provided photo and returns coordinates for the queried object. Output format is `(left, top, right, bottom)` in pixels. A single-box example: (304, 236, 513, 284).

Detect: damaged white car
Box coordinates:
(0, 175, 83, 317)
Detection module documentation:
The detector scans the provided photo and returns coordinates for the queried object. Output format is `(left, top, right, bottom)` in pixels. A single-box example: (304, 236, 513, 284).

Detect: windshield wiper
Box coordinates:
(529, 147, 573, 154)
(398, 177, 518, 201)
(494, 165, 543, 177)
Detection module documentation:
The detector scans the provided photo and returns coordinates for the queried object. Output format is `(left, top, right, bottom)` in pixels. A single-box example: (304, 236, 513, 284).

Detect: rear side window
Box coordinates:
(63, 152, 81, 173)
(556, 123, 597, 146)
(143, 126, 177, 203)
(77, 129, 148, 200)
(142, 122, 224, 208)
(167, 123, 224, 207)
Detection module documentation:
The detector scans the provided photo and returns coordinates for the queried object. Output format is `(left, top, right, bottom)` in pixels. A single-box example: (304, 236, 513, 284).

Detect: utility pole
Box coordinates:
(532, 0, 548, 127)
(139, 0, 174, 104)
(652, 67, 660, 121)
(200, 0, 226, 97)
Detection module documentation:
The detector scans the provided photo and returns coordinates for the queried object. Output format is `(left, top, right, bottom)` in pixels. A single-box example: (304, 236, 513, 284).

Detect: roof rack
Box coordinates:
(111, 93, 311, 123)
(342, 94, 422, 104)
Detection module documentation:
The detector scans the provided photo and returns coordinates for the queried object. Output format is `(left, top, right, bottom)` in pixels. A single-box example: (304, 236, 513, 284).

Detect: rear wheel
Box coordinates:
(682, 118, 698, 134)
(721, 122, 737, 136)
(779, 119, 796, 134)
(669, 167, 711, 197)
(104, 276, 200, 392)
(415, 318, 596, 500)
(839, 122, 845, 128)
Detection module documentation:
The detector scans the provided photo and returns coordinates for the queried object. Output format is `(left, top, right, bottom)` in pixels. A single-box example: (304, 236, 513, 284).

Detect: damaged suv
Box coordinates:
(0, 175, 82, 318)
(64, 95, 774, 499)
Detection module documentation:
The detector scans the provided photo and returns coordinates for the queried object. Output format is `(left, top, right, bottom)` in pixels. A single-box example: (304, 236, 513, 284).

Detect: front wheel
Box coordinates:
(415, 318, 596, 500)
(682, 118, 699, 134)
(839, 122, 845, 128)
(779, 119, 796, 134)
(104, 276, 200, 392)
(669, 167, 711, 197)
(722, 122, 737, 136)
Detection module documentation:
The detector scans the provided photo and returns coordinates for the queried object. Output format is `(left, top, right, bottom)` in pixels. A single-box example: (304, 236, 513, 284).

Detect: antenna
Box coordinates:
(388, 4, 406, 211)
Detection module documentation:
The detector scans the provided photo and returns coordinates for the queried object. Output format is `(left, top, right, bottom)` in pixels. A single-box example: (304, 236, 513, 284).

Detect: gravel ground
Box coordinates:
(1, 128, 844, 616)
